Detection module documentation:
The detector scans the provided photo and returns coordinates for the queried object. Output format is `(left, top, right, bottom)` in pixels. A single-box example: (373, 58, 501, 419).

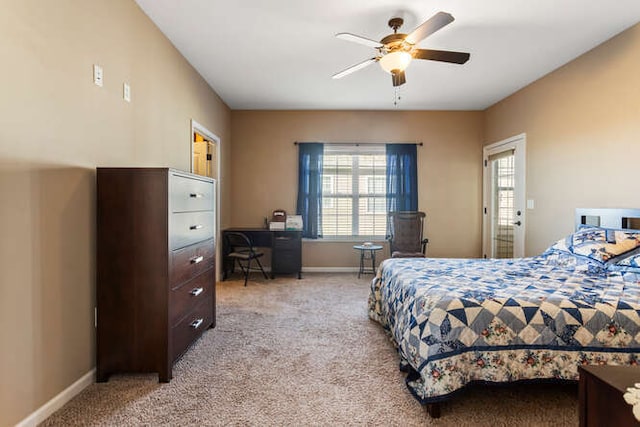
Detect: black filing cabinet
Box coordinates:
(271, 231, 302, 279)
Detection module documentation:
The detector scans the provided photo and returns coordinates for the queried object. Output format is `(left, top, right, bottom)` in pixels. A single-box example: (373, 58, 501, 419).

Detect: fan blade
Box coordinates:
(391, 70, 406, 87)
(405, 12, 455, 45)
(336, 33, 383, 49)
(332, 57, 379, 79)
(413, 49, 470, 64)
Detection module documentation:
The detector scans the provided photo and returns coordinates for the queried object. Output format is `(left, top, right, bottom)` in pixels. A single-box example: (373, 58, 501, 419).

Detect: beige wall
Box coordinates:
(230, 111, 485, 267)
(485, 23, 640, 256)
(6, 2, 639, 424)
(0, 1, 231, 425)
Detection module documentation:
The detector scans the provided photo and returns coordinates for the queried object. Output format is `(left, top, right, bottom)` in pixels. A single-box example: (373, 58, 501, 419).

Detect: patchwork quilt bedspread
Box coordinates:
(368, 255, 640, 403)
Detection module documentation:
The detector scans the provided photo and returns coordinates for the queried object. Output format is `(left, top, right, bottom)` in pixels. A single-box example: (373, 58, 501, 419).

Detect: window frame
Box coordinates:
(320, 144, 387, 239)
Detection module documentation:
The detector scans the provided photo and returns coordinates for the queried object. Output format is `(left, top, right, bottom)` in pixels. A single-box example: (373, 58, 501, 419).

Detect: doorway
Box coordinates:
(191, 119, 221, 277)
(192, 129, 218, 179)
(482, 134, 526, 258)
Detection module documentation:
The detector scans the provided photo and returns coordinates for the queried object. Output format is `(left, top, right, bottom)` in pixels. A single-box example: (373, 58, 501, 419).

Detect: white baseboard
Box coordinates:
(237, 267, 360, 274)
(301, 267, 359, 273)
(16, 368, 95, 427)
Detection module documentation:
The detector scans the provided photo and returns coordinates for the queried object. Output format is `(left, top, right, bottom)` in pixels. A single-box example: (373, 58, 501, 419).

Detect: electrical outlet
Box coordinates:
(93, 64, 103, 87)
(123, 82, 131, 102)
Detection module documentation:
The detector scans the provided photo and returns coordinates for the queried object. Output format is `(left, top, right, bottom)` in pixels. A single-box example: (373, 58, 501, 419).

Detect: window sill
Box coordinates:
(302, 237, 387, 243)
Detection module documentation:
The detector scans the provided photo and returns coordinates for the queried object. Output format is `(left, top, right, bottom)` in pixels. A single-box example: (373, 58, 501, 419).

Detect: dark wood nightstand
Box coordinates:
(579, 365, 640, 427)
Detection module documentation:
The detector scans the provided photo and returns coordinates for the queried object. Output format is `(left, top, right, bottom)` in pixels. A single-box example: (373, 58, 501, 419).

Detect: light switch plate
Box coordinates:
(123, 82, 131, 102)
(93, 64, 103, 87)
(527, 199, 535, 209)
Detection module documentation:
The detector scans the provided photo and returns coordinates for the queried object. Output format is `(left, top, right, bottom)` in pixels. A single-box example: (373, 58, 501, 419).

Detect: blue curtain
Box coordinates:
(296, 143, 323, 238)
(386, 144, 418, 213)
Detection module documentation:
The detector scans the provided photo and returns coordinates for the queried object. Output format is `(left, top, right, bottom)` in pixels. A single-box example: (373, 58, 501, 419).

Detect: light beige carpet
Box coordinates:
(42, 273, 578, 426)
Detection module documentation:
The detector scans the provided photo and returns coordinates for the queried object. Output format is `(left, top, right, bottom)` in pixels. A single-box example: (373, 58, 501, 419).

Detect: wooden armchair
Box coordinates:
(387, 211, 428, 258)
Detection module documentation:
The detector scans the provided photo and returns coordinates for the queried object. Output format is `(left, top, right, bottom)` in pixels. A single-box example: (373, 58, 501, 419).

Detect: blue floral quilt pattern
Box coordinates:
(368, 255, 640, 403)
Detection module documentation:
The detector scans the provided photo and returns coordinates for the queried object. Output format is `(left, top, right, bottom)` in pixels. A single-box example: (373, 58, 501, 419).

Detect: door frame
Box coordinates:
(191, 119, 221, 279)
(482, 133, 526, 258)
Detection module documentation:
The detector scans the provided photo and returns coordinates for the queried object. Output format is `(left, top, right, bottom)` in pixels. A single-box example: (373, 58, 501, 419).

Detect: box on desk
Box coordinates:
(286, 215, 303, 231)
(269, 221, 285, 231)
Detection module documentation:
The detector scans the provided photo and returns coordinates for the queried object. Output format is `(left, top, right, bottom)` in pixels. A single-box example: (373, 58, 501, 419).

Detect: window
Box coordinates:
(296, 142, 416, 240)
(493, 155, 515, 227)
(367, 176, 386, 213)
(321, 145, 387, 238)
(322, 175, 335, 208)
(491, 153, 515, 258)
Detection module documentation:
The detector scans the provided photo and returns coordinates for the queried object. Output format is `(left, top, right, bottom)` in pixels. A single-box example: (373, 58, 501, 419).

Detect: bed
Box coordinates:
(369, 208, 640, 417)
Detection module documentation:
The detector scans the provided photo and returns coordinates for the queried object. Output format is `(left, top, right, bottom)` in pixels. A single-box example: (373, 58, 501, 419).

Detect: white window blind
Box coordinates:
(322, 144, 387, 238)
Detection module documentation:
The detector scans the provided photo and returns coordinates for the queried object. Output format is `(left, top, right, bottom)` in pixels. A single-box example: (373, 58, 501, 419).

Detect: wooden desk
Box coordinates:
(222, 228, 302, 279)
(579, 365, 640, 427)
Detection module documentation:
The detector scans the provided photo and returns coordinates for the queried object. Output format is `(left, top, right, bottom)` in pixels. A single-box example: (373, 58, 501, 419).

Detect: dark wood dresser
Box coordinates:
(96, 168, 216, 382)
(579, 365, 640, 427)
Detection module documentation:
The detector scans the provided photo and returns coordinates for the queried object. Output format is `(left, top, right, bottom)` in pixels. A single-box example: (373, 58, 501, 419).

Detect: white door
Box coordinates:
(482, 134, 526, 258)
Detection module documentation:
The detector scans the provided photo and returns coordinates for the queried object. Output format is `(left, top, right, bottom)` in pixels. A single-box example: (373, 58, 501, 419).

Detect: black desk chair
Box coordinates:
(224, 232, 269, 286)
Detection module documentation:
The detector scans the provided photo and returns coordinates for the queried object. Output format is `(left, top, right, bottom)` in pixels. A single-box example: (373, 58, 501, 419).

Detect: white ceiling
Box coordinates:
(134, 0, 640, 110)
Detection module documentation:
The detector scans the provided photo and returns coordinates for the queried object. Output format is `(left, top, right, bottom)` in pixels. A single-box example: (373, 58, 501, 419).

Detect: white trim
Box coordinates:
(484, 133, 526, 151)
(190, 120, 221, 281)
(482, 133, 527, 258)
(16, 369, 95, 427)
(190, 119, 220, 177)
(225, 267, 361, 276)
(302, 238, 387, 243)
(301, 267, 360, 273)
(248, 266, 361, 273)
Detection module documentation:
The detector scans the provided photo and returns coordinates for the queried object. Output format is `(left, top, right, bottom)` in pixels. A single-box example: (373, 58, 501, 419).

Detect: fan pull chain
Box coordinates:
(393, 86, 401, 107)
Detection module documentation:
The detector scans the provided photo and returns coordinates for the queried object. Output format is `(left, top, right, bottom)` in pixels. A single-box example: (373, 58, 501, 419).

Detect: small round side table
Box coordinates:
(353, 244, 383, 278)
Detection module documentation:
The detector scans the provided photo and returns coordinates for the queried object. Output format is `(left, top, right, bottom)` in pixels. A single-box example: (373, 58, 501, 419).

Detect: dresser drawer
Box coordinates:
(170, 268, 214, 326)
(171, 297, 213, 362)
(273, 233, 302, 250)
(169, 173, 214, 213)
(170, 211, 215, 250)
(170, 239, 215, 286)
(272, 249, 301, 273)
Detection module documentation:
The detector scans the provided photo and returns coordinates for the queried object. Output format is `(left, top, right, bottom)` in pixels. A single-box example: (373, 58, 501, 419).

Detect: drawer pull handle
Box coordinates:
(190, 287, 204, 297)
(189, 193, 204, 198)
(190, 224, 204, 230)
(190, 256, 204, 264)
(190, 318, 204, 329)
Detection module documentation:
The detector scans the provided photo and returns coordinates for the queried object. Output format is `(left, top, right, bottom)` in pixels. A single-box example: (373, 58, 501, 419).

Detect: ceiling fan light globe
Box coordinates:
(379, 51, 412, 74)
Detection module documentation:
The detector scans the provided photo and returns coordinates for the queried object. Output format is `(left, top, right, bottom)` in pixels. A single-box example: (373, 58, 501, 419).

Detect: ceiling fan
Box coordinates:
(332, 11, 470, 87)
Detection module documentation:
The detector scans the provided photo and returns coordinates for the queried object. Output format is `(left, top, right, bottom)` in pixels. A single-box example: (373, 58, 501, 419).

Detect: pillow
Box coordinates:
(541, 249, 610, 279)
(546, 226, 640, 265)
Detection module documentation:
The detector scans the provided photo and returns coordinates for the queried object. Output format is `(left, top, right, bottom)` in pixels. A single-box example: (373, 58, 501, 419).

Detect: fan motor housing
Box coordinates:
(380, 33, 411, 55)
(381, 33, 407, 45)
